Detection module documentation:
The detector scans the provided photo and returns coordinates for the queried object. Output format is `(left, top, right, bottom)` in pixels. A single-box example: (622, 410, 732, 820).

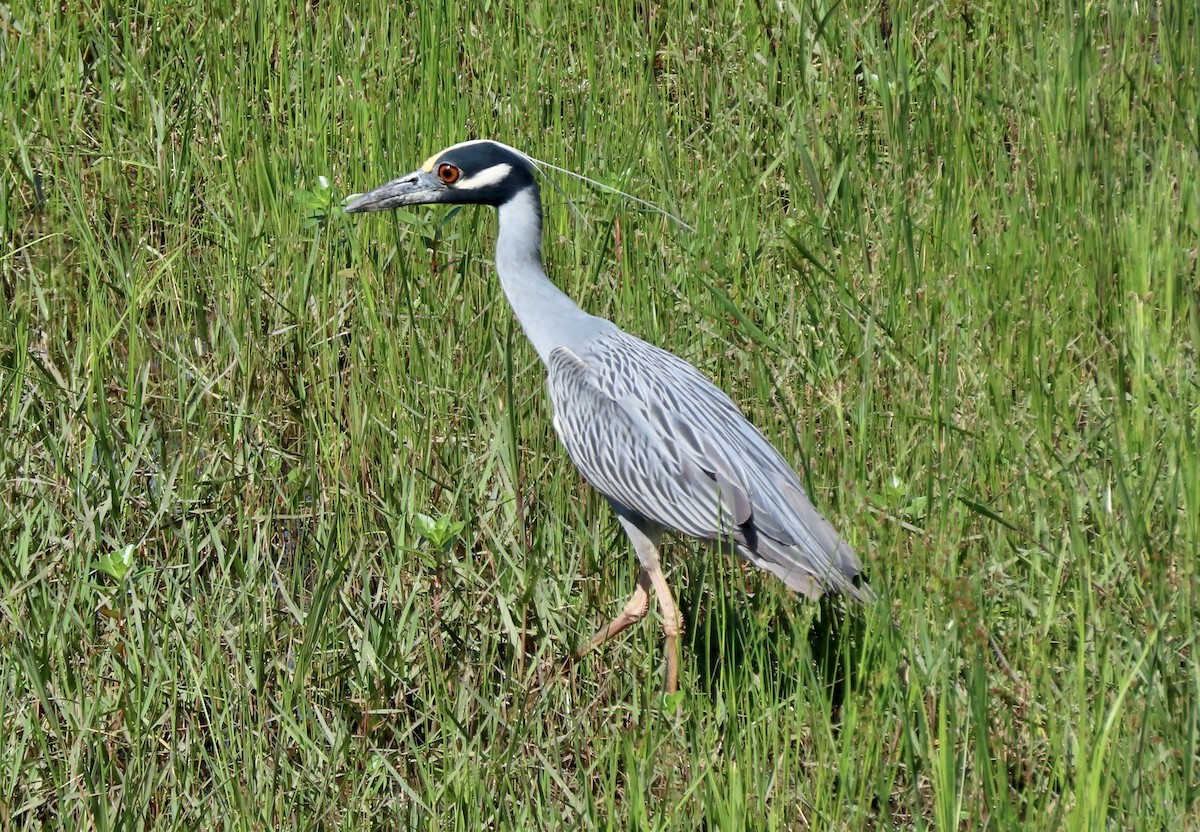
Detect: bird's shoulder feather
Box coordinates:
(546, 329, 866, 598)
(546, 337, 750, 538)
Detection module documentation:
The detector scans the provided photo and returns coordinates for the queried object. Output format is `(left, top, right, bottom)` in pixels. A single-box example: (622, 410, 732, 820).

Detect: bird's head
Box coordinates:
(344, 139, 538, 213)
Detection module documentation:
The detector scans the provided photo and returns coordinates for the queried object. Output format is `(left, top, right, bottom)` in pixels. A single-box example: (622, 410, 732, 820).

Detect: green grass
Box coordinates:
(2, 0, 1197, 828)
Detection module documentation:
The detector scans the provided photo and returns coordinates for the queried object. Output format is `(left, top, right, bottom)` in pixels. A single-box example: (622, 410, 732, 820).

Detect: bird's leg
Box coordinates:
(645, 563, 682, 694)
(575, 567, 652, 659)
(614, 514, 683, 693)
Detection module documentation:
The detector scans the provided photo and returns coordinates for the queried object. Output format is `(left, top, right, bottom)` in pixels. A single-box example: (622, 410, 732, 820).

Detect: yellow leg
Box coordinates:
(575, 568, 652, 658)
(574, 514, 683, 692)
(645, 563, 682, 694)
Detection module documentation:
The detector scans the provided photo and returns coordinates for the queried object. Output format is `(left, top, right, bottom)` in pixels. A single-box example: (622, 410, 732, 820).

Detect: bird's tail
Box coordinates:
(748, 533, 874, 602)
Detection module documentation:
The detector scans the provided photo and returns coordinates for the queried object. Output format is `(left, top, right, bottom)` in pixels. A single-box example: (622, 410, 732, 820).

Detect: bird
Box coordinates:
(345, 139, 870, 693)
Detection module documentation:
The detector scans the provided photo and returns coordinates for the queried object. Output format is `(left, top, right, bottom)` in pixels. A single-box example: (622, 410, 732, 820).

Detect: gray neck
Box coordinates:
(494, 186, 600, 364)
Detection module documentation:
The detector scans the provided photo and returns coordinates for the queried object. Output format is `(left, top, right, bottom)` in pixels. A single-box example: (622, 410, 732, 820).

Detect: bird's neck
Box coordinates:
(495, 186, 594, 364)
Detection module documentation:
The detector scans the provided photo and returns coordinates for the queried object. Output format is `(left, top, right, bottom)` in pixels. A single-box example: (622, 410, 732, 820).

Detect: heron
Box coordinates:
(346, 140, 870, 693)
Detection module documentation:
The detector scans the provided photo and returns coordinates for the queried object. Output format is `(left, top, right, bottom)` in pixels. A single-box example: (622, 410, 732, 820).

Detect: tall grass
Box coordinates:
(2, 1, 1197, 828)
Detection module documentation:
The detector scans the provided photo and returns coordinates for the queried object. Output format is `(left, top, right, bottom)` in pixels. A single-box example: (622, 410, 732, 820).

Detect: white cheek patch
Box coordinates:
(456, 163, 512, 190)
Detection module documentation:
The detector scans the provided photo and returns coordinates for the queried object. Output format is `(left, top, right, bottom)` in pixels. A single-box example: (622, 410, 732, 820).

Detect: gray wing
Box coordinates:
(546, 330, 868, 600)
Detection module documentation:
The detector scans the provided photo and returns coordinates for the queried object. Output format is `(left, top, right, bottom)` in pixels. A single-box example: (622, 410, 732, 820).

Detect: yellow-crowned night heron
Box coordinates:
(346, 140, 870, 693)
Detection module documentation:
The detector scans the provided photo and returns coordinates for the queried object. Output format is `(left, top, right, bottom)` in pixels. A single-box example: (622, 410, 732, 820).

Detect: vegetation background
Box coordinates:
(2, 0, 1197, 828)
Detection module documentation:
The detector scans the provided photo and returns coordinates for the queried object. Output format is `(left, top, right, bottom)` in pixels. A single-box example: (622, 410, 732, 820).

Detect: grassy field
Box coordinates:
(2, 0, 1198, 828)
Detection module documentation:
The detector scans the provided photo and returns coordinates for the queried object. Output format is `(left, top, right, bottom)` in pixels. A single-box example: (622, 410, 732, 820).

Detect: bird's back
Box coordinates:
(547, 326, 868, 600)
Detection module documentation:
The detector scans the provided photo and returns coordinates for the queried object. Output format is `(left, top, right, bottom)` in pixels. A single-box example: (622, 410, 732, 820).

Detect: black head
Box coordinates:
(345, 140, 538, 213)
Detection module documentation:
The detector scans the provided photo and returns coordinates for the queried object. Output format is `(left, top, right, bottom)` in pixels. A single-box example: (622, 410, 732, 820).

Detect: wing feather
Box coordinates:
(546, 330, 868, 599)
(549, 347, 737, 538)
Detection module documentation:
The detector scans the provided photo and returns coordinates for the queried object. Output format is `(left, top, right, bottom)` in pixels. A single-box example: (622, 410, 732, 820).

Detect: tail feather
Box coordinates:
(736, 471, 874, 601)
(745, 533, 874, 602)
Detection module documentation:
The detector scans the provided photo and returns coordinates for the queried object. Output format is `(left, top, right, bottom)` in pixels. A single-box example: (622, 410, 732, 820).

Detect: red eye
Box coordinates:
(437, 163, 461, 184)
